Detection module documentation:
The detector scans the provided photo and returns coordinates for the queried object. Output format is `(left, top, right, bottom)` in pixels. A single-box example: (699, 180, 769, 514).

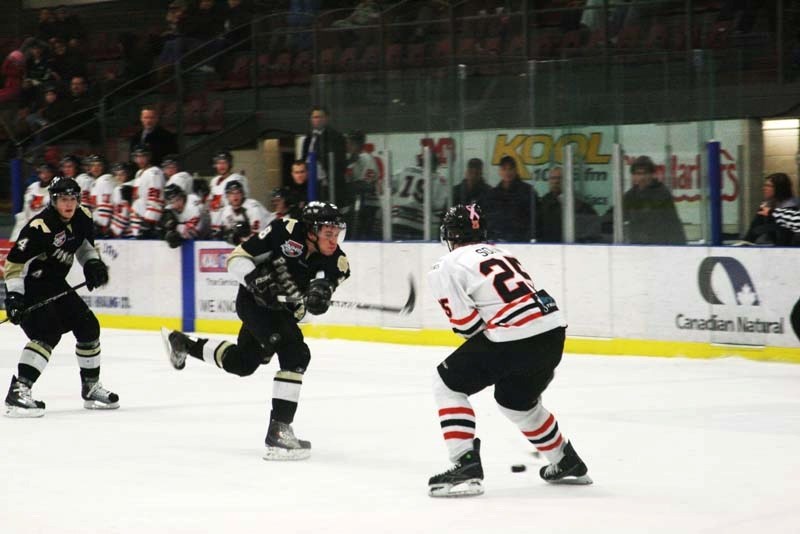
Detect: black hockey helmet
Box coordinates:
(161, 154, 180, 168)
(441, 203, 487, 251)
(193, 177, 210, 198)
(131, 143, 152, 158)
(347, 130, 366, 146)
(84, 154, 105, 166)
(302, 201, 346, 236)
(59, 154, 81, 170)
(224, 180, 245, 195)
(37, 161, 58, 174)
(111, 161, 135, 181)
(164, 183, 186, 202)
(49, 176, 81, 204)
(212, 150, 233, 165)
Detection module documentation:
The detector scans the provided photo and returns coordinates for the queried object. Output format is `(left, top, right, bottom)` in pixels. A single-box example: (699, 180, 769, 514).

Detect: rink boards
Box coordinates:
(1, 239, 798, 362)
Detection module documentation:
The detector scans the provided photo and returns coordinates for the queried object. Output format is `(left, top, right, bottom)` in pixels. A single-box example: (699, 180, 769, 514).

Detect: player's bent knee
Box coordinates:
(435, 363, 472, 396)
(494, 387, 539, 412)
(74, 312, 100, 343)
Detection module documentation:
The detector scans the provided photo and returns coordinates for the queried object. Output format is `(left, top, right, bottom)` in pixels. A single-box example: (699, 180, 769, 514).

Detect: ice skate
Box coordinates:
(4, 375, 45, 418)
(81, 380, 120, 410)
(428, 438, 484, 497)
(263, 419, 311, 461)
(539, 441, 592, 485)
(161, 327, 190, 370)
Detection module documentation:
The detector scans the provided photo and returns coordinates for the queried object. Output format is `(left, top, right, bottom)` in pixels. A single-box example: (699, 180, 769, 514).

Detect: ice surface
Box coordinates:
(2, 327, 800, 534)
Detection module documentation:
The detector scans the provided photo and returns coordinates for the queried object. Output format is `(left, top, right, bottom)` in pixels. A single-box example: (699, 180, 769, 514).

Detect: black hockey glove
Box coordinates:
(244, 264, 281, 307)
(119, 184, 134, 204)
(305, 278, 333, 315)
(4, 291, 25, 324)
(231, 221, 251, 245)
(165, 230, 184, 249)
(83, 259, 109, 291)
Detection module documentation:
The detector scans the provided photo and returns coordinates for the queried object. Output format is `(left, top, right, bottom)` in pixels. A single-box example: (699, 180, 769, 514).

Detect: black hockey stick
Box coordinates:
(0, 281, 88, 326)
(279, 276, 416, 315)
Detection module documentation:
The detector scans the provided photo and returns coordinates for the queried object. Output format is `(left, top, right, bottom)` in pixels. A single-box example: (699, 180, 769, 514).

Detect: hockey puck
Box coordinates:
(511, 464, 527, 473)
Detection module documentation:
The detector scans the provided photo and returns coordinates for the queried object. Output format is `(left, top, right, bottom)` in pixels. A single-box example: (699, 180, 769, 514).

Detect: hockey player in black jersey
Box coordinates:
(3, 177, 116, 418)
(161, 201, 350, 460)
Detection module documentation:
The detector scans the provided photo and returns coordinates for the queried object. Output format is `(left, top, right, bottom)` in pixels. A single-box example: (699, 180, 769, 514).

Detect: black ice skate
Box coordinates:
(539, 441, 592, 485)
(5, 375, 45, 418)
(264, 419, 311, 461)
(428, 438, 484, 497)
(82, 380, 120, 410)
(160, 327, 190, 370)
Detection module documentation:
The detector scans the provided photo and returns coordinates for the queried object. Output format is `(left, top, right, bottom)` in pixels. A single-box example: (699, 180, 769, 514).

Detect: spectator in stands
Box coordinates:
(117, 32, 158, 92)
(61, 76, 95, 141)
(537, 166, 600, 243)
(49, 38, 87, 83)
(54, 5, 87, 45)
(224, 0, 254, 50)
(37, 9, 59, 42)
(22, 40, 57, 108)
(128, 105, 179, 166)
(452, 158, 491, 207)
(285, 0, 320, 51)
(186, 0, 226, 42)
(331, 0, 380, 49)
(271, 186, 303, 219)
(0, 48, 25, 105)
(744, 172, 798, 245)
(486, 156, 538, 242)
(300, 106, 348, 207)
(622, 155, 686, 245)
(26, 85, 67, 144)
(408, 0, 450, 44)
(159, 0, 193, 65)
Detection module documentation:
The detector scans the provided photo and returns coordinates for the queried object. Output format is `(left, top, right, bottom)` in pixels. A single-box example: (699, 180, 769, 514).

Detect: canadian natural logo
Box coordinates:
(675, 257, 784, 334)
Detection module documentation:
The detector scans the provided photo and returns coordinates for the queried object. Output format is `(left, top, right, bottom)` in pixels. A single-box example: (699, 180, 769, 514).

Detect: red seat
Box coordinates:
(291, 50, 312, 85)
(529, 32, 561, 59)
(338, 47, 358, 72)
(430, 38, 452, 67)
(405, 43, 425, 68)
(257, 54, 271, 86)
(561, 29, 585, 55)
(386, 43, 404, 70)
(705, 20, 734, 49)
(645, 24, 668, 50)
(270, 52, 292, 86)
(184, 94, 207, 134)
(159, 101, 178, 130)
(616, 25, 642, 51)
(360, 45, 380, 71)
(205, 99, 224, 132)
(319, 47, 336, 73)
(456, 37, 477, 60)
(226, 55, 252, 89)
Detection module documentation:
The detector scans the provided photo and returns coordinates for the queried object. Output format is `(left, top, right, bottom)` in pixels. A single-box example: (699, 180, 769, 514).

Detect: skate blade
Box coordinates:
(263, 446, 311, 461)
(545, 474, 593, 485)
(5, 405, 45, 418)
(429, 479, 484, 498)
(83, 400, 120, 410)
(160, 327, 185, 370)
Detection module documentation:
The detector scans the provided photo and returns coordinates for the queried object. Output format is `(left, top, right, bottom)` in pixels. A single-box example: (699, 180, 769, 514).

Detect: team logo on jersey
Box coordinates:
(280, 239, 303, 258)
(53, 231, 66, 247)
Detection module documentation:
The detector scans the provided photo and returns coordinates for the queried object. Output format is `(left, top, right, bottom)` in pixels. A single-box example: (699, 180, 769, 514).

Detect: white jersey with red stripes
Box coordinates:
(208, 172, 248, 215)
(10, 181, 51, 241)
(75, 173, 96, 208)
(166, 171, 194, 195)
(170, 193, 210, 239)
(215, 198, 274, 236)
(133, 165, 165, 225)
(110, 183, 134, 238)
(89, 174, 117, 232)
(428, 243, 566, 343)
(390, 166, 448, 239)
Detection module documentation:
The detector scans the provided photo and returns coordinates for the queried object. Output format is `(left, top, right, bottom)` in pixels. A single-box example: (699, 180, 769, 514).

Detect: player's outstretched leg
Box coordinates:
(539, 441, 592, 485)
(5, 375, 45, 418)
(429, 437, 484, 497)
(161, 327, 191, 370)
(263, 419, 311, 461)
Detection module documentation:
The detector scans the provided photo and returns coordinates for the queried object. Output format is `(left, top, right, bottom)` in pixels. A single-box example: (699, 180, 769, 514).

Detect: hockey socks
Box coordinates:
(271, 370, 303, 424)
(433, 372, 477, 462)
(18, 340, 52, 384)
(76, 340, 101, 382)
(497, 401, 566, 464)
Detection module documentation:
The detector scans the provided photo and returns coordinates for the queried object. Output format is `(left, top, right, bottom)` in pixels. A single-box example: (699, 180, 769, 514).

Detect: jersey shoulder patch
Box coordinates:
(29, 218, 51, 233)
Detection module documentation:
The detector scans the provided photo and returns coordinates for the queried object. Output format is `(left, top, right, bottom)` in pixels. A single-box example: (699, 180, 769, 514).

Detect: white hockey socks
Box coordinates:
(498, 401, 566, 464)
(433, 372, 477, 462)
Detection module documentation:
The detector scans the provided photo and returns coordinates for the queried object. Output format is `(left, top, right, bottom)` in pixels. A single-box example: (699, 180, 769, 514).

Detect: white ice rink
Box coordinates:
(1, 327, 799, 534)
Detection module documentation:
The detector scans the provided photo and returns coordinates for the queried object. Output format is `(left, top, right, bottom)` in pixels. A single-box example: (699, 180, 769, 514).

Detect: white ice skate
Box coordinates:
(4, 376, 45, 418)
(82, 380, 120, 410)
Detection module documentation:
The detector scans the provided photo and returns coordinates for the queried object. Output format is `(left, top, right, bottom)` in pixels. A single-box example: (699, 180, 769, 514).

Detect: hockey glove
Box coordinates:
(305, 278, 333, 315)
(165, 230, 184, 249)
(83, 259, 109, 291)
(119, 184, 134, 204)
(244, 264, 280, 307)
(4, 291, 25, 324)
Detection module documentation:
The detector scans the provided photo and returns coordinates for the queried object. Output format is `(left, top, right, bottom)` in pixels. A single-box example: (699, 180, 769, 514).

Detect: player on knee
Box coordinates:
(427, 204, 591, 497)
(3, 177, 116, 418)
(161, 201, 350, 460)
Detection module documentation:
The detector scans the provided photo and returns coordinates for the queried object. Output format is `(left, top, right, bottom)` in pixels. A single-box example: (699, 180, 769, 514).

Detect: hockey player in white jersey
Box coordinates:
(208, 150, 249, 226)
(214, 180, 274, 245)
(85, 155, 117, 236)
(162, 154, 194, 195)
(426, 204, 591, 497)
(10, 163, 56, 241)
(110, 162, 136, 238)
(131, 144, 165, 237)
(161, 183, 210, 248)
(390, 152, 448, 240)
(74, 155, 97, 208)
(345, 131, 381, 240)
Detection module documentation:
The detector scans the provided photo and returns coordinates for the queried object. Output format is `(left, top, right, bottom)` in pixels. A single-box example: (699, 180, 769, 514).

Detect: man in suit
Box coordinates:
(128, 105, 178, 166)
(300, 106, 348, 213)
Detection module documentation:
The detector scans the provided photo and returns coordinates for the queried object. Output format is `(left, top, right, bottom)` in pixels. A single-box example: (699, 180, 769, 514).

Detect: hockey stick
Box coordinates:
(280, 275, 416, 315)
(0, 281, 88, 326)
